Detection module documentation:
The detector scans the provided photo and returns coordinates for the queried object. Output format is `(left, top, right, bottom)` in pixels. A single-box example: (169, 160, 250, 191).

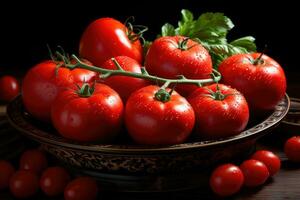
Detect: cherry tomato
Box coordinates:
(284, 136, 300, 163)
(22, 59, 97, 122)
(19, 149, 48, 174)
(251, 150, 281, 176)
(9, 170, 39, 199)
(210, 164, 244, 197)
(188, 83, 249, 140)
(145, 36, 212, 96)
(125, 85, 195, 145)
(219, 53, 286, 111)
(101, 56, 149, 102)
(80, 18, 143, 66)
(40, 166, 70, 196)
(64, 177, 98, 200)
(51, 83, 123, 142)
(0, 160, 15, 190)
(0, 75, 20, 102)
(240, 159, 269, 187)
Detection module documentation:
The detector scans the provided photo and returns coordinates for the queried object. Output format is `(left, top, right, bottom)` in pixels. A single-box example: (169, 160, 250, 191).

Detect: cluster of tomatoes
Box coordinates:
(18, 17, 287, 145)
(210, 136, 300, 197)
(0, 149, 98, 200)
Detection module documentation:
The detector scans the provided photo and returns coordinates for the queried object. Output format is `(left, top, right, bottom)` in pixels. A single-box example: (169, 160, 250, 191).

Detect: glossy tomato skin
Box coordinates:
(0, 160, 15, 190)
(145, 36, 212, 96)
(210, 164, 244, 197)
(284, 136, 300, 162)
(22, 60, 97, 122)
(188, 84, 249, 140)
(101, 56, 149, 102)
(79, 18, 143, 66)
(9, 170, 39, 199)
(125, 85, 195, 145)
(40, 166, 70, 196)
(240, 159, 269, 187)
(219, 53, 286, 111)
(0, 75, 20, 102)
(19, 149, 48, 175)
(51, 83, 123, 142)
(64, 177, 98, 200)
(251, 150, 281, 176)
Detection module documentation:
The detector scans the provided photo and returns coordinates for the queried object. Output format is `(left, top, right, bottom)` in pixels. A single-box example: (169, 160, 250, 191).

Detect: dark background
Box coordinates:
(0, 0, 298, 77)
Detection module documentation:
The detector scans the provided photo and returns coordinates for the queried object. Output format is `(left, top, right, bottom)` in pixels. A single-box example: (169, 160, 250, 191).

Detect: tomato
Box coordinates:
(145, 36, 212, 96)
(79, 18, 143, 67)
(19, 149, 48, 175)
(125, 85, 195, 145)
(219, 53, 286, 111)
(0, 75, 20, 102)
(0, 160, 15, 190)
(188, 83, 249, 140)
(284, 136, 300, 163)
(64, 177, 98, 200)
(210, 164, 244, 197)
(101, 56, 149, 102)
(251, 150, 281, 176)
(40, 166, 70, 196)
(51, 83, 123, 142)
(240, 159, 269, 187)
(9, 170, 39, 199)
(22, 59, 97, 122)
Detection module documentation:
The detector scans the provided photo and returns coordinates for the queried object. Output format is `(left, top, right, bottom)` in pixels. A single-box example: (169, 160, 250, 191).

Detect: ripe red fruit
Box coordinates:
(284, 136, 300, 162)
(9, 170, 39, 199)
(0, 160, 15, 190)
(0, 75, 20, 102)
(64, 177, 98, 200)
(251, 150, 281, 176)
(40, 166, 71, 196)
(19, 149, 48, 174)
(210, 164, 244, 196)
(240, 159, 269, 187)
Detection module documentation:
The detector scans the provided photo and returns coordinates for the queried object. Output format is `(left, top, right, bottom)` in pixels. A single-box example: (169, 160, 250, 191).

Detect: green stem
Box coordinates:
(66, 55, 221, 87)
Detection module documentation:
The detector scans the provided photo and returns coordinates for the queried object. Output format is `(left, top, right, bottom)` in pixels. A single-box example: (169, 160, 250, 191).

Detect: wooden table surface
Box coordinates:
(0, 72, 299, 199)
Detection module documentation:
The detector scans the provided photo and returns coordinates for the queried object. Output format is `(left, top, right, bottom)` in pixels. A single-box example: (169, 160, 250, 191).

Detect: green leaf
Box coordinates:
(161, 23, 176, 36)
(230, 36, 257, 52)
(143, 41, 152, 57)
(181, 9, 194, 22)
(191, 13, 234, 42)
(177, 9, 195, 36)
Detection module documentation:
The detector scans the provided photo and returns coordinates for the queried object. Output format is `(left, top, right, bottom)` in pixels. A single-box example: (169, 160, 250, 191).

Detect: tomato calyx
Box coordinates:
(253, 52, 265, 65)
(125, 17, 148, 44)
(205, 84, 227, 101)
(177, 37, 198, 51)
(154, 89, 171, 102)
(76, 83, 95, 98)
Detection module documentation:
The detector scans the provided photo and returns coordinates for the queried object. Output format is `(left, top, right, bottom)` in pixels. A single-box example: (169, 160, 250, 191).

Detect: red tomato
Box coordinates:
(219, 53, 286, 111)
(240, 159, 269, 187)
(284, 136, 300, 163)
(9, 170, 39, 199)
(125, 85, 195, 145)
(40, 166, 70, 196)
(0, 160, 15, 190)
(101, 56, 149, 101)
(188, 83, 249, 140)
(79, 18, 143, 67)
(251, 150, 281, 176)
(145, 36, 212, 96)
(0, 75, 20, 102)
(64, 177, 98, 200)
(22, 59, 97, 122)
(210, 164, 244, 197)
(19, 149, 48, 175)
(51, 83, 123, 142)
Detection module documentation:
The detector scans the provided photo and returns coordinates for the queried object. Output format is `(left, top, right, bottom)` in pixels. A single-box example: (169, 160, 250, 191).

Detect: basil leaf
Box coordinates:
(161, 23, 176, 37)
(230, 36, 257, 52)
